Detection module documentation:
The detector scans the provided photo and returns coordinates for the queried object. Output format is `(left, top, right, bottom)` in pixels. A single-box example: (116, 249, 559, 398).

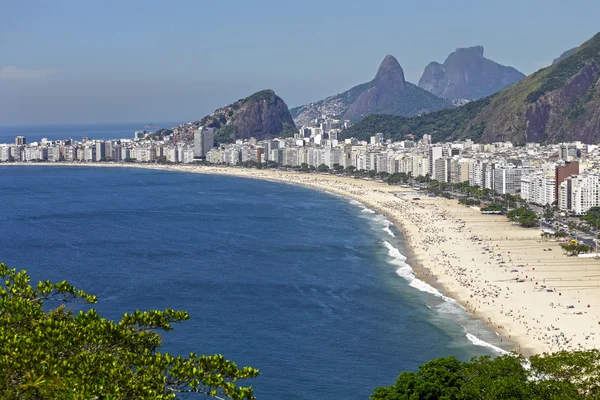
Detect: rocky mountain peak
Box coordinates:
(374, 54, 405, 82)
(419, 45, 525, 100)
(452, 45, 484, 58)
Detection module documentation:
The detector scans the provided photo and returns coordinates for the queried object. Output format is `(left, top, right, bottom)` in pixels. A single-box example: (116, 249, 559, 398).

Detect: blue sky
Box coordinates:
(1, 0, 598, 124)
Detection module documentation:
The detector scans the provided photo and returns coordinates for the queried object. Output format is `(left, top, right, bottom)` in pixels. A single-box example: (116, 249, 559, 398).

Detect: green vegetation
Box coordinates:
(459, 198, 481, 206)
(339, 97, 490, 142)
(347, 83, 452, 122)
(0, 264, 258, 399)
(280, 122, 297, 138)
(316, 163, 330, 172)
(560, 242, 593, 256)
(507, 206, 539, 227)
(481, 203, 503, 212)
(581, 206, 600, 230)
(526, 32, 600, 103)
(371, 351, 600, 399)
(215, 124, 238, 144)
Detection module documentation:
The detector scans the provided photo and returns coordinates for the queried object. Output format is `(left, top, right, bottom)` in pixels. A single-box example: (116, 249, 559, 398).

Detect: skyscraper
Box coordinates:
(193, 128, 215, 158)
(15, 136, 26, 146)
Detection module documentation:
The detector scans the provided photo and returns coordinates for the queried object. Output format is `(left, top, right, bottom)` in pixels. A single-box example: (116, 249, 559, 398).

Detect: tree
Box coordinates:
(0, 265, 258, 399)
(582, 206, 600, 231)
(507, 207, 539, 228)
(332, 164, 344, 172)
(543, 205, 555, 220)
(560, 242, 592, 256)
(316, 163, 330, 173)
(481, 203, 504, 213)
(371, 351, 600, 400)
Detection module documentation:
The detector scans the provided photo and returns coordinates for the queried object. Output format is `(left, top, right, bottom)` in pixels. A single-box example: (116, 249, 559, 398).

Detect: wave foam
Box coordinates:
(465, 332, 509, 355)
(383, 241, 508, 356)
(384, 241, 458, 304)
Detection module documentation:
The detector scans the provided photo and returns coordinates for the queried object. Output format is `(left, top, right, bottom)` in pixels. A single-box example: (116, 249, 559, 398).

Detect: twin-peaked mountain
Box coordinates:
(290, 55, 453, 126)
(342, 32, 600, 144)
(418, 46, 525, 100)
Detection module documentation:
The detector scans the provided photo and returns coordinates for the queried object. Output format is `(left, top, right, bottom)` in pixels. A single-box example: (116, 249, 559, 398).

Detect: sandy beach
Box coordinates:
(5, 162, 600, 356)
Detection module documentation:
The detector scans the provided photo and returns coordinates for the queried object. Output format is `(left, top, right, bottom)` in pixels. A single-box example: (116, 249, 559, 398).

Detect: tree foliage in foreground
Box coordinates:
(372, 351, 600, 400)
(0, 264, 258, 399)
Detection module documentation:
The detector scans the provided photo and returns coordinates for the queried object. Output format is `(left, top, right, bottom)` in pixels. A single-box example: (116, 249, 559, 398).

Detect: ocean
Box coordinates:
(0, 165, 508, 399)
(0, 121, 183, 144)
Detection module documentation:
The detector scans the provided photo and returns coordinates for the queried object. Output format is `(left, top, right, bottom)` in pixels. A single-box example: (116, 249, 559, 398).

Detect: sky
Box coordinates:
(1, 0, 599, 125)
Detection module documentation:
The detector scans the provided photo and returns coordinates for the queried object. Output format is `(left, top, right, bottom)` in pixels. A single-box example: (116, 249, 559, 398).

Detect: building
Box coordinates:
(193, 127, 215, 158)
(493, 165, 534, 195)
(555, 161, 579, 202)
(15, 136, 26, 146)
(428, 146, 443, 179)
(0, 145, 11, 162)
(521, 173, 556, 206)
(434, 157, 452, 183)
(559, 174, 600, 215)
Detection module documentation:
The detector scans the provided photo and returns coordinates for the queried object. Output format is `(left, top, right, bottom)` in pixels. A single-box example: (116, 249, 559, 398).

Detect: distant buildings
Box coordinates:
(4, 125, 600, 217)
(193, 127, 215, 158)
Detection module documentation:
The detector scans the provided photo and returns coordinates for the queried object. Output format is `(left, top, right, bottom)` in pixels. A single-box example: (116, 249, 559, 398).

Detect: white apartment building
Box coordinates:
(434, 157, 452, 183)
(182, 148, 195, 164)
(558, 174, 600, 215)
(166, 147, 179, 163)
(493, 165, 515, 194)
(521, 173, 556, 206)
(428, 146, 443, 178)
(0, 146, 11, 161)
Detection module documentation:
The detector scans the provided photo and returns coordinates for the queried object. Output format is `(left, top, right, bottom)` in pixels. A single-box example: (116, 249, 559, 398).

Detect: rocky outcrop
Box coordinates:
(418, 46, 525, 100)
(291, 55, 451, 126)
(200, 90, 296, 143)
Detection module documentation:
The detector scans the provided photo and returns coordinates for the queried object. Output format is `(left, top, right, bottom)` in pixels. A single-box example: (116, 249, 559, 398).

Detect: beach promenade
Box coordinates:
(6, 162, 600, 355)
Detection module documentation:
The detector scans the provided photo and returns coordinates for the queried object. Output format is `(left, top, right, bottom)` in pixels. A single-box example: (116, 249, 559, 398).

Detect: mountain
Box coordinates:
(290, 55, 452, 126)
(342, 32, 600, 144)
(418, 46, 525, 100)
(553, 47, 577, 65)
(198, 90, 296, 143)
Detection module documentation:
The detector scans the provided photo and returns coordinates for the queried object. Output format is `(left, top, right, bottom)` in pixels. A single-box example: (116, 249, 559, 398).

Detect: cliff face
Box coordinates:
(199, 90, 296, 143)
(418, 46, 525, 100)
(291, 55, 451, 126)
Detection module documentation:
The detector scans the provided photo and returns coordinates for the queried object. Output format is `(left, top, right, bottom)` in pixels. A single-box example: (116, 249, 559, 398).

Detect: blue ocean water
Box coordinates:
(0, 166, 506, 399)
(0, 121, 183, 144)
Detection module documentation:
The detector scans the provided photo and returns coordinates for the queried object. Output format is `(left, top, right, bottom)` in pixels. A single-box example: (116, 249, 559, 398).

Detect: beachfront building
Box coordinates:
(193, 127, 215, 158)
(434, 157, 452, 183)
(493, 164, 535, 195)
(0, 145, 11, 162)
(521, 173, 556, 206)
(558, 174, 600, 215)
(428, 145, 443, 178)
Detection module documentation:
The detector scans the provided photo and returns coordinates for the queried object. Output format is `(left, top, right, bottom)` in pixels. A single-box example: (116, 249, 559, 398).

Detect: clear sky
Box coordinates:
(1, 0, 598, 125)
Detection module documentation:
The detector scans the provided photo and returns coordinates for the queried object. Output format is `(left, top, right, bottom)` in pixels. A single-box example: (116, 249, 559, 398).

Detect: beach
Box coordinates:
(5, 162, 600, 356)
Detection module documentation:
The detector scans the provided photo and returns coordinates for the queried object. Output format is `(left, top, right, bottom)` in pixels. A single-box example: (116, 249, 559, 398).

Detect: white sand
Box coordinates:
(6, 162, 600, 355)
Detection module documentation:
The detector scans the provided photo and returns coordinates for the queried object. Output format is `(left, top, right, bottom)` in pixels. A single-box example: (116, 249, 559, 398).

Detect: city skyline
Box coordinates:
(1, 0, 599, 124)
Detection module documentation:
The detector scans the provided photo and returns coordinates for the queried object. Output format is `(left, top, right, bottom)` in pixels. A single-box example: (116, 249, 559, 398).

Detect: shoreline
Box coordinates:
(4, 161, 600, 356)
